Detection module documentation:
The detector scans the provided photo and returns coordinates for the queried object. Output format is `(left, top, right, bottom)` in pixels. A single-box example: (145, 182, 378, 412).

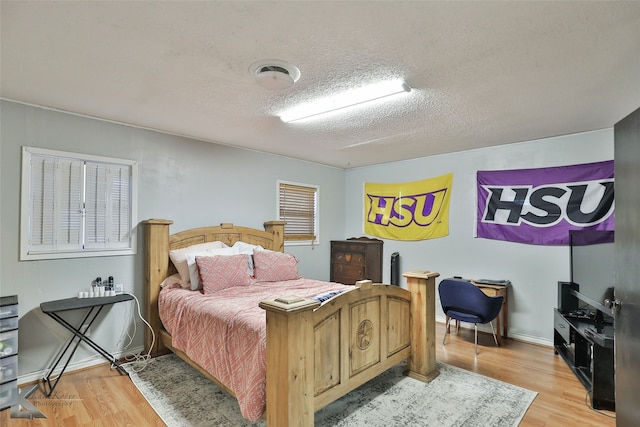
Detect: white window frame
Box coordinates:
(20, 146, 138, 260)
(277, 180, 319, 246)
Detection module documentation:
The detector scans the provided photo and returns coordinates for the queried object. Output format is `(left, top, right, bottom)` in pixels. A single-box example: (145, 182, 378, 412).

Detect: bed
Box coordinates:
(143, 219, 440, 426)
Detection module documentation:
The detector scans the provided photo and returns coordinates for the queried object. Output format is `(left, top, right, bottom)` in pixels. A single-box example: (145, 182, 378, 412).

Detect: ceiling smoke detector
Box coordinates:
(251, 60, 300, 90)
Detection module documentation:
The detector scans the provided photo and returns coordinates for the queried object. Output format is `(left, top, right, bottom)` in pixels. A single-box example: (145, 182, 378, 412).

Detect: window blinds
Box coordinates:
(85, 163, 132, 249)
(22, 147, 136, 259)
(29, 155, 84, 251)
(278, 182, 317, 241)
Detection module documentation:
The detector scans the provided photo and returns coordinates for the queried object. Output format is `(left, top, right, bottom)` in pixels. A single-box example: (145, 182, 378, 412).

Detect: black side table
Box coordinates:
(40, 294, 134, 396)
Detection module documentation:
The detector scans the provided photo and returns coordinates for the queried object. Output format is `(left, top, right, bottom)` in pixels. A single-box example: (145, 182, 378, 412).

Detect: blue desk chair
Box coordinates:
(438, 278, 504, 354)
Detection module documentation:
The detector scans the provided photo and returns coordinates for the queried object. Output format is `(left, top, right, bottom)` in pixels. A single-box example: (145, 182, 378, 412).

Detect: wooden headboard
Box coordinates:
(143, 219, 286, 355)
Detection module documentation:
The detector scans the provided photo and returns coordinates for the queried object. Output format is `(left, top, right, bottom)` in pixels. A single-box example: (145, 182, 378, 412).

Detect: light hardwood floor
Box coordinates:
(2, 323, 615, 426)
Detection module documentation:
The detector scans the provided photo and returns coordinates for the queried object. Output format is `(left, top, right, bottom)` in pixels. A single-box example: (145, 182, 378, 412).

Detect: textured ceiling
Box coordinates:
(2, 1, 640, 168)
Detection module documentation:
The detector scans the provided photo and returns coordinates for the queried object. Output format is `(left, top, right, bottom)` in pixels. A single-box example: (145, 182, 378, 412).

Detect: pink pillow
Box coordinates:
(159, 273, 185, 289)
(253, 249, 301, 282)
(196, 254, 252, 294)
(169, 241, 229, 285)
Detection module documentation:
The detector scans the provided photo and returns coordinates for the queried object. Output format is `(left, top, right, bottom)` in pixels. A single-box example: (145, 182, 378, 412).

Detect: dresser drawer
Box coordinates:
(0, 355, 17, 383)
(331, 250, 366, 266)
(331, 241, 368, 252)
(0, 380, 17, 410)
(554, 310, 571, 343)
(0, 317, 18, 333)
(331, 264, 365, 285)
(0, 330, 18, 357)
(0, 304, 17, 320)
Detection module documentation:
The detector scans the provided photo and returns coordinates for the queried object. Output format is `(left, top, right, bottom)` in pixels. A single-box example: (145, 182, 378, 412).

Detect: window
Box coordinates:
(20, 146, 138, 260)
(277, 180, 319, 245)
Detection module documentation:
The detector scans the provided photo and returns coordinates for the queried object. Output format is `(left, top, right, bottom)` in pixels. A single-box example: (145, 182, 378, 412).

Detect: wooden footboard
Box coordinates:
(260, 272, 439, 427)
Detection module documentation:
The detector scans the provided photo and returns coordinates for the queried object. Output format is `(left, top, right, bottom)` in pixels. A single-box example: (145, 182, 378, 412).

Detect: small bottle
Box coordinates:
(108, 276, 114, 291)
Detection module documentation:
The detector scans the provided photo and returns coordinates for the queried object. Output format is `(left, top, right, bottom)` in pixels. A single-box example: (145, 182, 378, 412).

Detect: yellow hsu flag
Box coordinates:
(364, 173, 453, 241)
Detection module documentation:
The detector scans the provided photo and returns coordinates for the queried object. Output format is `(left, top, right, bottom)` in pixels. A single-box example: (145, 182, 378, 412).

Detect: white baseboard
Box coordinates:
(506, 332, 553, 347)
(17, 345, 145, 386)
(436, 316, 553, 347)
(19, 321, 553, 387)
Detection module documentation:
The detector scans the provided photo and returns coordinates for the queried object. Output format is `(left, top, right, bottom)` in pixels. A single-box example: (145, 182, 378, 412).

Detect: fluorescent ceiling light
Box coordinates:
(280, 79, 411, 123)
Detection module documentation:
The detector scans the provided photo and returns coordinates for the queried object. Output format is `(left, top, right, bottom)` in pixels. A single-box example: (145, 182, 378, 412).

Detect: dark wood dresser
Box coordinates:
(330, 237, 383, 285)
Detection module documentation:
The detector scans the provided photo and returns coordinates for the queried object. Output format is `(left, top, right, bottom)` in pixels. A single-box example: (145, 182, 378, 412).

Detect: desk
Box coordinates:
(471, 281, 510, 345)
(40, 294, 133, 396)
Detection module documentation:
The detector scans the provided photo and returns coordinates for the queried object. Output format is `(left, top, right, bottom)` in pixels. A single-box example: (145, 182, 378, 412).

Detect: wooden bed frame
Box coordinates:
(144, 219, 440, 426)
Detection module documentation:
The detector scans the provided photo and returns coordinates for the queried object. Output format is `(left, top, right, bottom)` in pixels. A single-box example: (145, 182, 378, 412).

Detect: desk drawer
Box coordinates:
(554, 311, 571, 343)
(0, 355, 17, 383)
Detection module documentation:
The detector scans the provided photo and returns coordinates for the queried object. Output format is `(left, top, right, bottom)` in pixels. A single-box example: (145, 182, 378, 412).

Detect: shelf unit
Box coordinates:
(554, 282, 615, 411)
(0, 295, 18, 411)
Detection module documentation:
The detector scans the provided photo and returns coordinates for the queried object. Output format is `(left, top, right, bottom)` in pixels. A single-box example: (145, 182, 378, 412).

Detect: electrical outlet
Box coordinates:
(81, 324, 91, 337)
(123, 283, 133, 294)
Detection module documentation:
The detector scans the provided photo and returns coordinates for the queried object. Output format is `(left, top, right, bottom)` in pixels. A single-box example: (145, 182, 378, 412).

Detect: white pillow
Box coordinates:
(232, 241, 264, 274)
(232, 241, 264, 253)
(169, 241, 229, 284)
(186, 247, 239, 290)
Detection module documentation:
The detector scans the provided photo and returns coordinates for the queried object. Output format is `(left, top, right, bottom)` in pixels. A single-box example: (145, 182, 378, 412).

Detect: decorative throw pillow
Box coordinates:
(169, 241, 229, 285)
(253, 249, 301, 282)
(186, 247, 239, 290)
(197, 254, 253, 294)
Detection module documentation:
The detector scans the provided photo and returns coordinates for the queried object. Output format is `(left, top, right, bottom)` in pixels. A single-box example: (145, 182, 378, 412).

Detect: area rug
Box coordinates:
(124, 354, 537, 427)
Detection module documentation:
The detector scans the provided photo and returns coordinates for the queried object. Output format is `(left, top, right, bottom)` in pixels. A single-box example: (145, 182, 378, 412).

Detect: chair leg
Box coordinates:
(443, 318, 450, 345)
(474, 324, 478, 355)
(490, 320, 500, 347)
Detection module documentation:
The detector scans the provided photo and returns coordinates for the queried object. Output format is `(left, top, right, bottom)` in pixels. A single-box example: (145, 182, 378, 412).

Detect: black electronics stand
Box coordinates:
(554, 282, 615, 411)
(40, 294, 134, 396)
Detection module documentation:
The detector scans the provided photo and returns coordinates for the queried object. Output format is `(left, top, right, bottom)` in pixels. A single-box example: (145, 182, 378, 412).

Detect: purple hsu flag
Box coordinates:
(476, 161, 614, 245)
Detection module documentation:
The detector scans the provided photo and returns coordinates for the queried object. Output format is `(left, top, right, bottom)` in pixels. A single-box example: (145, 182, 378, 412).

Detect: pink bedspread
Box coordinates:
(159, 277, 351, 422)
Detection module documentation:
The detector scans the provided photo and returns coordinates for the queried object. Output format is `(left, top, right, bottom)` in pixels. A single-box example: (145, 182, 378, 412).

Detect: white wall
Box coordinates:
(0, 100, 345, 379)
(344, 129, 614, 344)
